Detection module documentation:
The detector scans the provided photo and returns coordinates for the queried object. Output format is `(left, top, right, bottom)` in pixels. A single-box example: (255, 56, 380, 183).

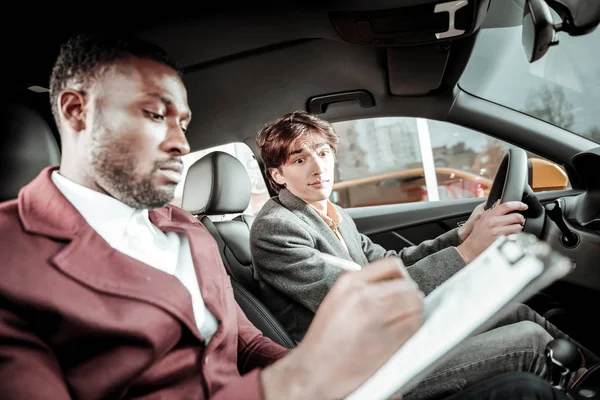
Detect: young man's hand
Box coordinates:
(457, 201, 528, 263)
(457, 201, 487, 242)
(261, 257, 424, 400)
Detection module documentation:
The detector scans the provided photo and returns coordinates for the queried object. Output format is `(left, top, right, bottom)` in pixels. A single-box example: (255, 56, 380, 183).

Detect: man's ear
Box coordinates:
(269, 167, 286, 186)
(58, 90, 87, 133)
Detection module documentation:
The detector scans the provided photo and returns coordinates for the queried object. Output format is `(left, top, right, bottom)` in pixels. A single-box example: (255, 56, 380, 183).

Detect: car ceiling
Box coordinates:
(9, 0, 528, 154)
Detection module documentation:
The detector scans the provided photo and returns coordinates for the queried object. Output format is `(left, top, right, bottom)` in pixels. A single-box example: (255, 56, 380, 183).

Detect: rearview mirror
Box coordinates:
(522, 0, 558, 62)
(529, 158, 569, 192)
(546, 0, 600, 35)
(522, 0, 600, 63)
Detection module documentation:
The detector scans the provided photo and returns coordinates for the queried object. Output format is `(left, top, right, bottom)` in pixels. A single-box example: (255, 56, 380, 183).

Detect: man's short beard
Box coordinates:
(91, 147, 175, 209)
(88, 117, 177, 209)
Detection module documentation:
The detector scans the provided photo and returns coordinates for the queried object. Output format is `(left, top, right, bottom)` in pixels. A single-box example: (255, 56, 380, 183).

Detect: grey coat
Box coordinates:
(250, 188, 466, 343)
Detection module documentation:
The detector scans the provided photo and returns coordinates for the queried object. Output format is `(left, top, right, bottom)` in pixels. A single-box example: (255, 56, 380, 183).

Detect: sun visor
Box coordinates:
(329, 0, 491, 47)
(387, 45, 451, 95)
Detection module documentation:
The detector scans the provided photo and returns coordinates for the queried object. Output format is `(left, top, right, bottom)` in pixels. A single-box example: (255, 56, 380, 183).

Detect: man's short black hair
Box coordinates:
(49, 32, 182, 127)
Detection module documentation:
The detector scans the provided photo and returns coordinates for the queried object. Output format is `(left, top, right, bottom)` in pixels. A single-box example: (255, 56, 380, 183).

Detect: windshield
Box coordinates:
(459, 5, 600, 144)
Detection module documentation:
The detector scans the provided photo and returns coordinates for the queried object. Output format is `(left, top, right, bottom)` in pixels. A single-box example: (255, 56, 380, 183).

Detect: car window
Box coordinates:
(171, 142, 270, 218)
(330, 117, 569, 209)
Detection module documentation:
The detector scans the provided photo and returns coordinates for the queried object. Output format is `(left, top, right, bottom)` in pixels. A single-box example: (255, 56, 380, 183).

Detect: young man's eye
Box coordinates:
(294, 158, 305, 164)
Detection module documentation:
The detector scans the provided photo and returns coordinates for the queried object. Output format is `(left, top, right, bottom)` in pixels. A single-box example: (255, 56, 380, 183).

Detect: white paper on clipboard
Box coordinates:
(346, 233, 574, 400)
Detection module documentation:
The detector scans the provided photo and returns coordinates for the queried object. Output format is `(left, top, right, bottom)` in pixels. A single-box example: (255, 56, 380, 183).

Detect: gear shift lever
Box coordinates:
(545, 338, 583, 392)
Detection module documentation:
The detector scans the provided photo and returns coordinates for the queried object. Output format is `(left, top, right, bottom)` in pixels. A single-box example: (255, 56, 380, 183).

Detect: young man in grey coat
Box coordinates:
(250, 110, 598, 400)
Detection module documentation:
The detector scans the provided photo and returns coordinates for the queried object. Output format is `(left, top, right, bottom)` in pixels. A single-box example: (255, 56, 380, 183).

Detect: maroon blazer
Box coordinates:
(0, 167, 289, 399)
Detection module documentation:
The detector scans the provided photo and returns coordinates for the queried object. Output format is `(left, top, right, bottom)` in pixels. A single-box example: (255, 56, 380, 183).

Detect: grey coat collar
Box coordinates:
(277, 188, 364, 263)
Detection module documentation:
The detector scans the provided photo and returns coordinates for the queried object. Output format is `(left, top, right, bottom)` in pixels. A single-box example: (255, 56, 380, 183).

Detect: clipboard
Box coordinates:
(346, 232, 574, 400)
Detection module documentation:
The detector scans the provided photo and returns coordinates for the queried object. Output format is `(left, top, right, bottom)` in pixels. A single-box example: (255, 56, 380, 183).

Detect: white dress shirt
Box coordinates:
(51, 171, 219, 343)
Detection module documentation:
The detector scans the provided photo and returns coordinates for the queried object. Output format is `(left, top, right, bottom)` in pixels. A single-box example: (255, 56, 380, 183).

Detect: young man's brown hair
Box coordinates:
(256, 110, 339, 192)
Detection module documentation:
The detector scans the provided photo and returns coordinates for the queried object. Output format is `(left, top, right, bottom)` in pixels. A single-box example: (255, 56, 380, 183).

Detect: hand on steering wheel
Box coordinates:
(456, 148, 546, 263)
(484, 148, 545, 235)
(456, 201, 528, 263)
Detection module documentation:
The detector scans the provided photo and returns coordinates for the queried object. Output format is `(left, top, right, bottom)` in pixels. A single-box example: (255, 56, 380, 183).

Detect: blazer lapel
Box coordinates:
(278, 189, 354, 260)
(20, 167, 205, 342)
(337, 216, 369, 265)
(150, 207, 228, 333)
(51, 227, 203, 341)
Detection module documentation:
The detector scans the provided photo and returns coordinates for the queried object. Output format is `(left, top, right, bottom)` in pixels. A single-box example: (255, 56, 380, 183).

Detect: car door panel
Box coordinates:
(346, 190, 583, 251)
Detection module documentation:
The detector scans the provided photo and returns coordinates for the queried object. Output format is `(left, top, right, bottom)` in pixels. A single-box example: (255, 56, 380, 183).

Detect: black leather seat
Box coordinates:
(182, 151, 296, 348)
(1, 102, 61, 201)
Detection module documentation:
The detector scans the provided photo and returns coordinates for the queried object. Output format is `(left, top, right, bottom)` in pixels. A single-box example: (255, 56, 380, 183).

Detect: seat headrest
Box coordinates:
(182, 151, 251, 215)
(0, 103, 61, 202)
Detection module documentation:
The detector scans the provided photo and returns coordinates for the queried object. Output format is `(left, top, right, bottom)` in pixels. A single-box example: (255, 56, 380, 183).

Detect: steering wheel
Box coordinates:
(485, 148, 545, 237)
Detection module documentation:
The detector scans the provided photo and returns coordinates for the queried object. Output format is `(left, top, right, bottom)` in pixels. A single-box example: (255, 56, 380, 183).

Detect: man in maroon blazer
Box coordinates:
(0, 31, 427, 400)
(0, 33, 571, 400)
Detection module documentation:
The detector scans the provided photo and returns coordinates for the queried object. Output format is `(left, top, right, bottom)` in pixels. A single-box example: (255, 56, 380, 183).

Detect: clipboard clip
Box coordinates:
(498, 237, 527, 266)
